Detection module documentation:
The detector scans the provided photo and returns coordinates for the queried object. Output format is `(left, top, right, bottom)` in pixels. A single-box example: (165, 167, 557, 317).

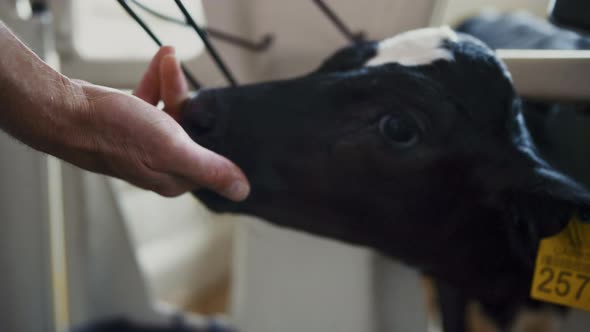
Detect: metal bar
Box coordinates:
(173, 0, 238, 86)
(499, 49, 590, 102)
(116, 0, 202, 90)
(206, 27, 273, 52)
(311, 0, 364, 43)
(129, 0, 273, 52)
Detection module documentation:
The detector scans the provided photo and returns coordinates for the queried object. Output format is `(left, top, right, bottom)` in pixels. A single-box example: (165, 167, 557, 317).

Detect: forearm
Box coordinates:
(0, 21, 87, 153)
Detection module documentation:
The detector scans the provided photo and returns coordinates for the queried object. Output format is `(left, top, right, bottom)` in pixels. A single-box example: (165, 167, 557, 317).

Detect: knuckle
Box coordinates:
(167, 133, 189, 154)
(150, 133, 188, 170)
(142, 121, 186, 166)
(143, 139, 177, 172)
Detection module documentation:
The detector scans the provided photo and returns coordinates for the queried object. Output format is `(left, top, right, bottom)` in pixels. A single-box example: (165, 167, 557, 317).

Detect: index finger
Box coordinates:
(134, 46, 176, 105)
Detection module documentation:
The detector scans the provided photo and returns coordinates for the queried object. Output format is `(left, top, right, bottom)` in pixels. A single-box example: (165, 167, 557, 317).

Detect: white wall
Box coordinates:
(57, 0, 439, 87)
(233, 0, 438, 81)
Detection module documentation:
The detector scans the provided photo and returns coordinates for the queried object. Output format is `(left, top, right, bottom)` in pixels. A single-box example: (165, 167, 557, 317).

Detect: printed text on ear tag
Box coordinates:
(531, 214, 590, 311)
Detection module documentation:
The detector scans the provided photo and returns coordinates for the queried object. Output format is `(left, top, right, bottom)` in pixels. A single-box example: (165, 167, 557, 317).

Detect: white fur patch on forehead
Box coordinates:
(366, 26, 459, 67)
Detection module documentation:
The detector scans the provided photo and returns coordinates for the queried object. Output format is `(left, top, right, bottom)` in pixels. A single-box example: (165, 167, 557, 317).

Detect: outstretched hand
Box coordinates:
(59, 46, 248, 200)
(75, 46, 249, 199)
(0, 19, 249, 200)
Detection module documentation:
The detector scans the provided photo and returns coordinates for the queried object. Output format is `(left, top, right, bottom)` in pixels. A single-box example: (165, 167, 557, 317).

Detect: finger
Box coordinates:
(134, 46, 176, 105)
(174, 140, 250, 201)
(160, 53, 189, 120)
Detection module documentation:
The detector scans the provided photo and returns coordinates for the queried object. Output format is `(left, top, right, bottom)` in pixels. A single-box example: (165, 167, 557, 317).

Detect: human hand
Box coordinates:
(0, 23, 249, 199)
(61, 47, 249, 199)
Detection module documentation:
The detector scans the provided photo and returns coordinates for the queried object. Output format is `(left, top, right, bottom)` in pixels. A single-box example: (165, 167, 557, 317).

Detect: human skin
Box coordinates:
(0, 21, 249, 200)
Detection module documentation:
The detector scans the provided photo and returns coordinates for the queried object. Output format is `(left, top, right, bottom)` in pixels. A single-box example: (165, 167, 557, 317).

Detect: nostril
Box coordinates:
(192, 107, 217, 131)
(181, 94, 217, 136)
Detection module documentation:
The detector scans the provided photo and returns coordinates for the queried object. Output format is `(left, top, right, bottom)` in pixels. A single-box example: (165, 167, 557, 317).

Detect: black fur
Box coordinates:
(456, 12, 590, 329)
(180, 27, 590, 331)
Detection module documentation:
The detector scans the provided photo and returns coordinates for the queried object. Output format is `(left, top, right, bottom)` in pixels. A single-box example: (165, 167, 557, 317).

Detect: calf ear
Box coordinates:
(313, 42, 378, 74)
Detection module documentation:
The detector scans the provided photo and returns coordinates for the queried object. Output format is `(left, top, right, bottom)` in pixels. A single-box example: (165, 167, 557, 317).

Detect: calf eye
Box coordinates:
(379, 114, 420, 148)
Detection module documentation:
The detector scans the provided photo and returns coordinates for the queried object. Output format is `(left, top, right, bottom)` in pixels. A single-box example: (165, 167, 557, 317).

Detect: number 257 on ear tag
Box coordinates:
(531, 215, 590, 311)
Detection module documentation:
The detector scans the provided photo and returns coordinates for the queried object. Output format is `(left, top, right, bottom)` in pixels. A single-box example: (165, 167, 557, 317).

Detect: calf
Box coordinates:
(179, 26, 590, 331)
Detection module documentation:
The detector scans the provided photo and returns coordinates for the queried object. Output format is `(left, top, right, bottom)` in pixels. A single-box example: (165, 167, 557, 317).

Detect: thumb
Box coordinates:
(174, 138, 250, 201)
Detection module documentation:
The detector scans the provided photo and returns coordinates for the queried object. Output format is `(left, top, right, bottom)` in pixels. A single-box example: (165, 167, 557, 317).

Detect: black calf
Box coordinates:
(180, 27, 590, 331)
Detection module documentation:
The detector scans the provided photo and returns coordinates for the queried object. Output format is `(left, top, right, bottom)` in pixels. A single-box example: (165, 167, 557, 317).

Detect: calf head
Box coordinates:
(180, 27, 590, 300)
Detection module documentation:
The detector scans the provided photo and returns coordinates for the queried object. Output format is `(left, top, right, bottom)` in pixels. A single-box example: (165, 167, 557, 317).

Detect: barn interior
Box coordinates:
(1, 1, 590, 332)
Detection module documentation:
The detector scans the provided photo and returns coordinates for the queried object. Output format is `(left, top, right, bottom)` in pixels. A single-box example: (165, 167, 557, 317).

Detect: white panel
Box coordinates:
(60, 165, 188, 328)
(231, 218, 377, 332)
(0, 7, 59, 332)
(500, 50, 590, 101)
(373, 256, 428, 332)
(0, 133, 54, 332)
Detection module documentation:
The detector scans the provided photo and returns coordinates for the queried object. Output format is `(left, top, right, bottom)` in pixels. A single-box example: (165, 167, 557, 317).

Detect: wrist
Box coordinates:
(43, 77, 97, 158)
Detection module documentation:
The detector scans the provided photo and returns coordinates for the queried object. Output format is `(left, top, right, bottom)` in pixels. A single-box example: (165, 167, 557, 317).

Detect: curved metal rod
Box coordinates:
(116, 0, 202, 90)
(311, 0, 365, 44)
(173, 0, 238, 86)
(129, 0, 274, 52)
(206, 27, 274, 53)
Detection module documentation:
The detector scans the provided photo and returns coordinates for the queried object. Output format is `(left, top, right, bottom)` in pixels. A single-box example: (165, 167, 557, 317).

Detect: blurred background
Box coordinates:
(1, 1, 589, 332)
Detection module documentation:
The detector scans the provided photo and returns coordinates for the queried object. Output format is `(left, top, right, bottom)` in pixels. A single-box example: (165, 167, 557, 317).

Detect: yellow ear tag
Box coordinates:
(531, 213, 590, 311)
